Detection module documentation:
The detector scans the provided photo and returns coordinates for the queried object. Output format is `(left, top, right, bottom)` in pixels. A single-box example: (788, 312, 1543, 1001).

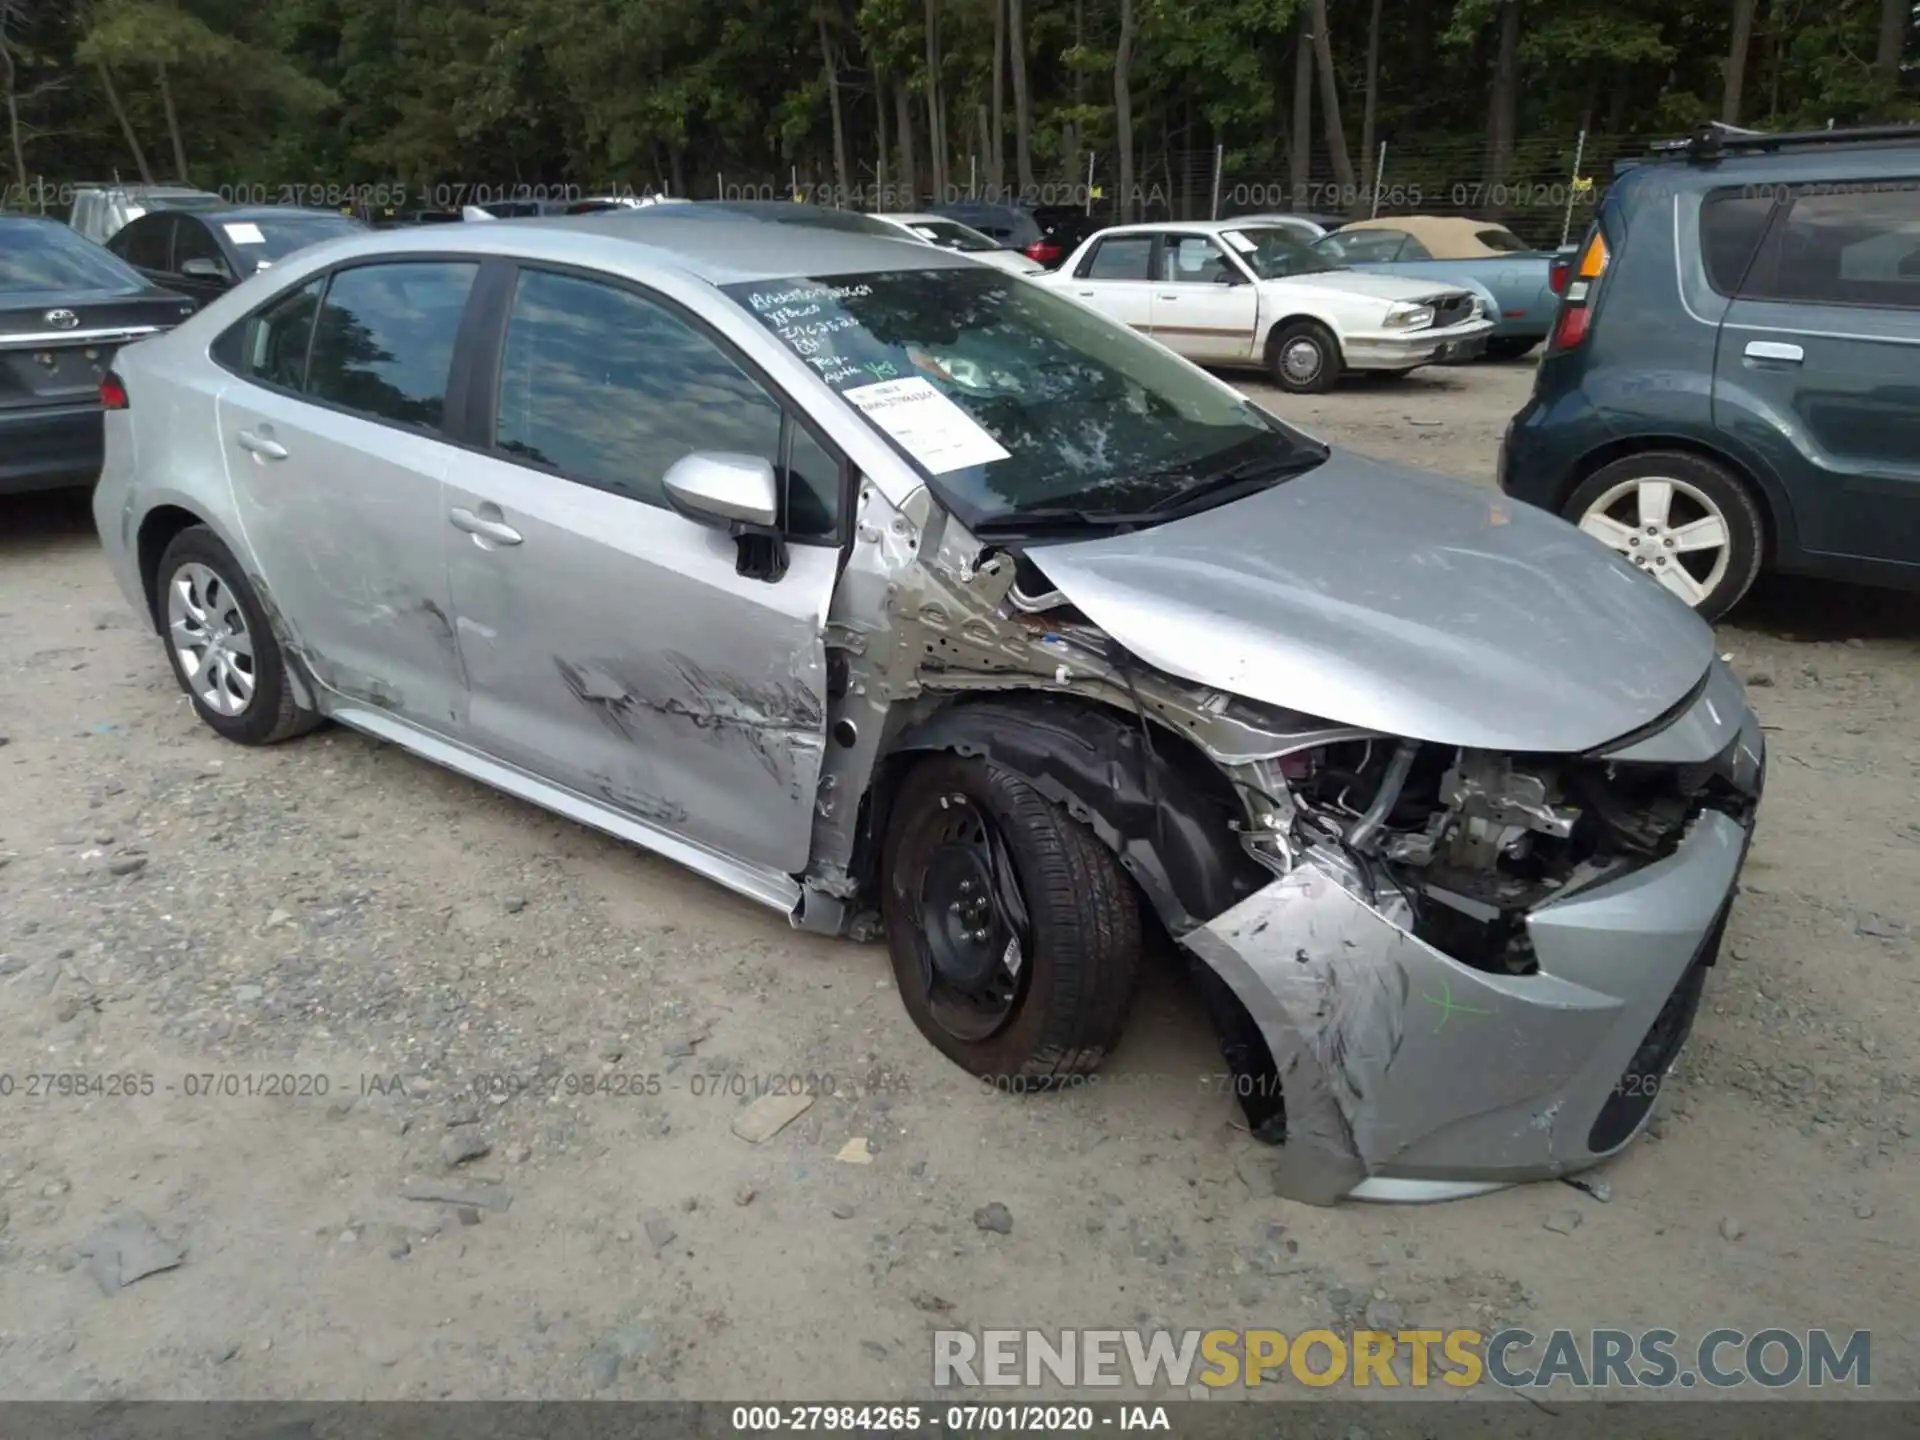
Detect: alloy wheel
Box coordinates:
(1577, 476, 1731, 608)
(167, 561, 257, 716)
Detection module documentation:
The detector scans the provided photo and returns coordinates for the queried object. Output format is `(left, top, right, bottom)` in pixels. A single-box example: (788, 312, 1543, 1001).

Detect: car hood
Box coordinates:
(1264, 269, 1466, 303)
(1022, 452, 1716, 754)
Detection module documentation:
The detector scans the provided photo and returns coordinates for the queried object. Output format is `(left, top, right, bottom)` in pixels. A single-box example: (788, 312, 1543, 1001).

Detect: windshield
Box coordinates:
(904, 219, 1001, 253)
(0, 217, 149, 294)
(220, 214, 366, 266)
(720, 266, 1323, 530)
(1219, 227, 1344, 279)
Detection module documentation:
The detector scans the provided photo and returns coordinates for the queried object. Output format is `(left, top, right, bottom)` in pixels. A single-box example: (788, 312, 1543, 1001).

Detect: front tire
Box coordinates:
(1563, 452, 1765, 621)
(156, 525, 321, 745)
(881, 754, 1142, 1085)
(1267, 319, 1343, 394)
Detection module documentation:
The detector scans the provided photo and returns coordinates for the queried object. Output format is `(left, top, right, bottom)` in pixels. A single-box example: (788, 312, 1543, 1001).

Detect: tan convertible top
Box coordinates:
(1339, 214, 1525, 258)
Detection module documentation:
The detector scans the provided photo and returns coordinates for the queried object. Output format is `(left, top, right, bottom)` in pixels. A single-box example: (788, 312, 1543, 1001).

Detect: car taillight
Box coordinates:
(1025, 240, 1062, 264)
(1549, 230, 1609, 352)
(100, 371, 129, 410)
(1548, 257, 1571, 295)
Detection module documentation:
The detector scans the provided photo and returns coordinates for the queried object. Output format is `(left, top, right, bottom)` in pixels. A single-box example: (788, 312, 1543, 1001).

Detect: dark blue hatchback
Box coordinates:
(1500, 122, 1920, 620)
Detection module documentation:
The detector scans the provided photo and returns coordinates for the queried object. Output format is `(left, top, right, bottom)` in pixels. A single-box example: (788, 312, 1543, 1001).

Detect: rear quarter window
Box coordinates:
(1701, 189, 1777, 296)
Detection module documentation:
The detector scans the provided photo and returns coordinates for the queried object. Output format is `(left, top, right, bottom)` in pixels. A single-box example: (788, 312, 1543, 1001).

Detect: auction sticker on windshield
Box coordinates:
(841, 377, 1011, 474)
(223, 222, 266, 245)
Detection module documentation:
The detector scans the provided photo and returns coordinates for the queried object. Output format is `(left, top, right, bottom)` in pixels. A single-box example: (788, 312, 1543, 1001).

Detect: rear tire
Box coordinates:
(881, 754, 1142, 1085)
(1563, 452, 1765, 622)
(1267, 320, 1343, 394)
(155, 525, 321, 745)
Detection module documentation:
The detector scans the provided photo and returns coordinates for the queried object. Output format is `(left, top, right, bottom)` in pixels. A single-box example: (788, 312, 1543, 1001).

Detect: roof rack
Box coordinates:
(1642, 119, 1920, 163)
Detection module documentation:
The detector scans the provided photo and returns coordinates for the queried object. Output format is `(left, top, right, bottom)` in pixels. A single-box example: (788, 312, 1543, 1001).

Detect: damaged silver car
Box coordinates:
(93, 209, 1764, 1205)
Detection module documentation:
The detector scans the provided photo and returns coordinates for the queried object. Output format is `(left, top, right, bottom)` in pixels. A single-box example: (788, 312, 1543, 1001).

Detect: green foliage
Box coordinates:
(0, 0, 1910, 203)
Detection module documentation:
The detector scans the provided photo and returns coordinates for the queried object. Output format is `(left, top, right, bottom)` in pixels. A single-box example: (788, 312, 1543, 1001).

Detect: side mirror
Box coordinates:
(664, 452, 779, 529)
(181, 257, 230, 281)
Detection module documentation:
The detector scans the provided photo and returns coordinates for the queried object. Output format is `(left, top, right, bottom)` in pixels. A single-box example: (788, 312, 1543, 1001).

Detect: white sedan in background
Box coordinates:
(1040, 220, 1493, 392)
(872, 213, 1047, 275)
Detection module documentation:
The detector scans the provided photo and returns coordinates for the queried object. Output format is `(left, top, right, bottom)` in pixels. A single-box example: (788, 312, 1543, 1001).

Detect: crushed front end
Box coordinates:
(1186, 660, 1764, 1204)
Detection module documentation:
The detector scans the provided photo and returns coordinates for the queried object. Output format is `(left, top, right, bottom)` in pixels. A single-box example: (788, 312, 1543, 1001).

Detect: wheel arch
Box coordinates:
(865, 693, 1286, 1135)
(136, 504, 318, 712)
(1260, 310, 1345, 368)
(866, 694, 1270, 937)
(1568, 435, 1800, 567)
(136, 504, 215, 630)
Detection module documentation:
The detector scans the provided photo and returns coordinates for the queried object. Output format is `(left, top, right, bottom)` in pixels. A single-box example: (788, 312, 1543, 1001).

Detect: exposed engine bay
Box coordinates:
(1263, 737, 1757, 977)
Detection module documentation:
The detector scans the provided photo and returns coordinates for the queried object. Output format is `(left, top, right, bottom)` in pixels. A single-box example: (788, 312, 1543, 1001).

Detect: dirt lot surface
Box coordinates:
(1, 358, 1915, 1405)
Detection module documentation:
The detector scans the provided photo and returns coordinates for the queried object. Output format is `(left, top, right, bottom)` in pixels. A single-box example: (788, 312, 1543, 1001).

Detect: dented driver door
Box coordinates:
(440, 265, 839, 876)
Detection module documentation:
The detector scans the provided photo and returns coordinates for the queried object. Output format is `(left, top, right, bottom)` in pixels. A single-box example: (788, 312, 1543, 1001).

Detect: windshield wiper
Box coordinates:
(972, 446, 1328, 537)
(1144, 446, 1328, 514)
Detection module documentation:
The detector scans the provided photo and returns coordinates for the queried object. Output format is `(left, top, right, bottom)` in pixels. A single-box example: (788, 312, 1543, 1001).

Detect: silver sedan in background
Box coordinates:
(92, 206, 1763, 1206)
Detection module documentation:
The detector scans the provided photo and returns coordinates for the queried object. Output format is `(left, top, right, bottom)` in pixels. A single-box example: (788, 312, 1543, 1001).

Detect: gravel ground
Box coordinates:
(1, 358, 1915, 1403)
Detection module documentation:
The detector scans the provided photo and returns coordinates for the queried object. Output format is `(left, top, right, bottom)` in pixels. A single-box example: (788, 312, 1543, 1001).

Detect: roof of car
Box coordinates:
(177, 205, 362, 224)
(285, 204, 971, 285)
(1337, 215, 1519, 256)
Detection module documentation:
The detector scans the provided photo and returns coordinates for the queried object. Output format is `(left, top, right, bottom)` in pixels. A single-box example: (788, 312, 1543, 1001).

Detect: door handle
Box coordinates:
(1744, 340, 1803, 364)
(235, 428, 288, 461)
(449, 506, 523, 546)
(1157, 293, 1180, 300)
(1074, 289, 1095, 297)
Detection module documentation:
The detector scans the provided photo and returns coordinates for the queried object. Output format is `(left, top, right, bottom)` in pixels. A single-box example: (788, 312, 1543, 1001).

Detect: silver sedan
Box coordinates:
(92, 204, 1764, 1206)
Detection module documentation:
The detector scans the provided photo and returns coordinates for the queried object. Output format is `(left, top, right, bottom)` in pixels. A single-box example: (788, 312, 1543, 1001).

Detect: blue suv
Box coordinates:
(1499, 123, 1920, 620)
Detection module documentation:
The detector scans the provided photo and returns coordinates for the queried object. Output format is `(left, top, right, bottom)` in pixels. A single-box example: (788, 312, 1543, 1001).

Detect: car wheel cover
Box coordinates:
(167, 561, 257, 716)
(1281, 337, 1323, 384)
(1577, 476, 1732, 609)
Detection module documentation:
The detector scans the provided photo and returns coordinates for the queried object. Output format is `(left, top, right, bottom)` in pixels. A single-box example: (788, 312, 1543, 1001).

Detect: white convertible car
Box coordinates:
(1040, 220, 1494, 392)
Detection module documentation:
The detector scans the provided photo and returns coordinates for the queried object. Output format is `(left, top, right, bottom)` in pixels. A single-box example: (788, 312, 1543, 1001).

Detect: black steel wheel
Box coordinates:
(882, 753, 1142, 1085)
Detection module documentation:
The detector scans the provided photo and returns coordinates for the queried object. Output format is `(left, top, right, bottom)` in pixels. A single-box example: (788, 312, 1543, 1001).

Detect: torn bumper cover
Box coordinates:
(1183, 680, 1763, 1207)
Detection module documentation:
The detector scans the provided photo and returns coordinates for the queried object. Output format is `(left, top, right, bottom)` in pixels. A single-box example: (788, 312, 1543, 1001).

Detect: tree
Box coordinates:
(819, 6, 851, 199)
(0, 0, 27, 191)
(1008, 0, 1033, 193)
(1307, 0, 1355, 198)
(1358, 0, 1384, 202)
(1115, 0, 1136, 220)
(1486, 0, 1521, 192)
(1288, 17, 1311, 204)
(1725, 0, 1756, 122)
(989, 0, 1005, 191)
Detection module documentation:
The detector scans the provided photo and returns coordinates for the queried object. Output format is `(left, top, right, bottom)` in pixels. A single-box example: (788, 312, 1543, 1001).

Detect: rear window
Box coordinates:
(1700, 190, 1776, 295)
(222, 213, 366, 268)
(0, 217, 149, 294)
(1475, 227, 1528, 253)
(905, 219, 1000, 253)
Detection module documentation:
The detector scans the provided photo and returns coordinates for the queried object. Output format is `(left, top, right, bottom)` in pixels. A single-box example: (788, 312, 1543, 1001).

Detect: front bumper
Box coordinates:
(1346, 317, 1496, 371)
(1184, 669, 1763, 1206)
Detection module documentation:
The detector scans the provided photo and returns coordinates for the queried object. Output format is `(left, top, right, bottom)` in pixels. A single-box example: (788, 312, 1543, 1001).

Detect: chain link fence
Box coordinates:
(8, 131, 1648, 246)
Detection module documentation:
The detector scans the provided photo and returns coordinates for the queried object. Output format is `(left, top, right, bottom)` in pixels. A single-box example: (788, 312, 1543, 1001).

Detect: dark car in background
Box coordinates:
(106, 205, 368, 305)
(1500, 122, 1920, 620)
(1, 215, 197, 494)
(928, 201, 1109, 270)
